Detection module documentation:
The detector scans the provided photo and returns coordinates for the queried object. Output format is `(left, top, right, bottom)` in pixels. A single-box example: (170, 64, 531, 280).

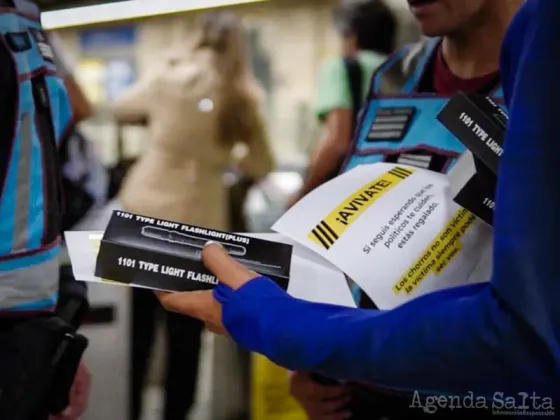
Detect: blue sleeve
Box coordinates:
(216, 278, 550, 397)
(215, 0, 560, 398)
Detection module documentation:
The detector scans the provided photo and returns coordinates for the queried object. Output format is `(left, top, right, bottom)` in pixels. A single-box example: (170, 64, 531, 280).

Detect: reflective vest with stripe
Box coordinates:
(0, 1, 72, 311)
(341, 37, 504, 174)
(341, 38, 505, 306)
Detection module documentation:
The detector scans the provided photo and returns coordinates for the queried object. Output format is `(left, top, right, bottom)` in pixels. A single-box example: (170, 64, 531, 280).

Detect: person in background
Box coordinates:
(158, 0, 524, 418)
(0, 2, 88, 419)
(48, 31, 108, 236)
(288, 0, 397, 207)
(46, 31, 98, 420)
(289, 0, 520, 418)
(157, 0, 560, 406)
(113, 11, 274, 420)
(47, 32, 93, 125)
(289, 0, 399, 417)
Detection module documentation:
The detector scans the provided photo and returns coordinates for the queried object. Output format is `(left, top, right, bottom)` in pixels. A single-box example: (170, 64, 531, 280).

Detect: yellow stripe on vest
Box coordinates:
(307, 166, 415, 250)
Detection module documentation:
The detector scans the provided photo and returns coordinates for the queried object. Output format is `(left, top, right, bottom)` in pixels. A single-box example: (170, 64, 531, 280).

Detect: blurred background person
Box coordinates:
(113, 10, 274, 420)
(289, 0, 397, 207)
(286, 1, 397, 414)
(289, 0, 520, 418)
(0, 2, 90, 418)
(48, 32, 94, 126)
(39, 0, 417, 418)
(47, 30, 102, 420)
(48, 30, 108, 253)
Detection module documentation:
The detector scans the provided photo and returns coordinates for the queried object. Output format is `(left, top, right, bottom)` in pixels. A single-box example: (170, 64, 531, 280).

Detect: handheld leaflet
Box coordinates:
(94, 211, 292, 292)
(272, 162, 493, 310)
(65, 229, 357, 307)
(437, 93, 508, 226)
(67, 147, 498, 309)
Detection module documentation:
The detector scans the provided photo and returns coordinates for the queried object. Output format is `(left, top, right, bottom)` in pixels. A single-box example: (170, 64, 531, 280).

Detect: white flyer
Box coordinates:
(272, 162, 493, 309)
(65, 231, 357, 308)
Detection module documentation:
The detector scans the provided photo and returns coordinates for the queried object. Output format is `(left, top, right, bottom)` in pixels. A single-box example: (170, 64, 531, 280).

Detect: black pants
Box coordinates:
(130, 289, 204, 420)
(0, 317, 58, 420)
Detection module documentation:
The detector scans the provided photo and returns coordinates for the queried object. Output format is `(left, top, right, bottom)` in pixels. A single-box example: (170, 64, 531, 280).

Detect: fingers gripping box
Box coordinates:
(94, 211, 292, 292)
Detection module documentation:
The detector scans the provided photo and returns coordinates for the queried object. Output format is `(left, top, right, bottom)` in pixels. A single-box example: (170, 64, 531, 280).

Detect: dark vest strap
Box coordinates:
(343, 56, 364, 131)
(400, 38, 440, 94)
(372, 38, 439, 96)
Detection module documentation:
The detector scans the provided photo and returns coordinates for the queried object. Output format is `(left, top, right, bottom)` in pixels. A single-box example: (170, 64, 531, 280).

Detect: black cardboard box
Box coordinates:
(437, 93, 508, 226)
(453, 163, 497, 225)
(438, 93, 507, 175)
(95, 210, 292, 292)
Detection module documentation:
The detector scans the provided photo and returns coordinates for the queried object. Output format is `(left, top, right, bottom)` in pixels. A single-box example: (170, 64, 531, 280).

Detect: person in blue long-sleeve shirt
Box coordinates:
(158, 0, 560, 405)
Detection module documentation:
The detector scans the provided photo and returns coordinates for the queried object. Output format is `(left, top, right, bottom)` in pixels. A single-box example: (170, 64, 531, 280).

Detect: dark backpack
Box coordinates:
(344, 56, 364, 131)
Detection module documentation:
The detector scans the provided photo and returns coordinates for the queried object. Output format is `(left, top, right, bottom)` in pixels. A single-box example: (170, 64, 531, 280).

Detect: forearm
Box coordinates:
(113, 78, 153, 124)
(299, 138, 346, 198)
(216, 278, 551, 396)
(113, 104, 148, 125)
(237, 135, 275, 181)
(65, 76, 93, 123)
(216, 0, 560, 400)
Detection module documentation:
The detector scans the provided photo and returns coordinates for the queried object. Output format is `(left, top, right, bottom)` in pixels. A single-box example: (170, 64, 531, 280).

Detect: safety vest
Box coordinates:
(341, 37, 504, 175)
(342, 38, 504, 306)
(0, 0, 72, 311)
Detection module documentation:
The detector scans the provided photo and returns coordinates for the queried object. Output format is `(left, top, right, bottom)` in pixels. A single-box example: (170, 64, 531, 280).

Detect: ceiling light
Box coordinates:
(42, 0, 268, 30)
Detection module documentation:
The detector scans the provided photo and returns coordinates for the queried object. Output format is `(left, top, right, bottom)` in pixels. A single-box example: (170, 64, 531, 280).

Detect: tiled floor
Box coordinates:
(139, 331, 221, 420)
(140, 386, 164, 420)
(140, 384, 212, 420)
(82, 305, 246, 420)
(140, 382, 209, 419)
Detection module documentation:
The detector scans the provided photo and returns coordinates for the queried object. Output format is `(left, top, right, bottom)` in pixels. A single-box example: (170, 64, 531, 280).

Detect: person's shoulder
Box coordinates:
(382, 38, 439, 74)
(159, 53, 218, 91)
(379, 38, 437, 61)
(319, 55, 347, 77)
(316, 55, 350, 94)
(357, 51, 387, 67)
(356, 51, 388, 76)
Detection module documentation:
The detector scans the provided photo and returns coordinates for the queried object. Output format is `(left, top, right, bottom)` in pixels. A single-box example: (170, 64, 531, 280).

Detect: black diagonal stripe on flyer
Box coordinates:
(388, 166, 413, 179)
(310, 227, 331, 250)
(316, 223, 336, 246)
(321, 221, 339, 241)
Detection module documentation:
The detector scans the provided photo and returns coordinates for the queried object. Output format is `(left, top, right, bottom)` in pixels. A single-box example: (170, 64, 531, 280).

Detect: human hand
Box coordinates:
(49, 360, 91, 420)
(290, 371, 351, 420)
(156, 242, 260, 334)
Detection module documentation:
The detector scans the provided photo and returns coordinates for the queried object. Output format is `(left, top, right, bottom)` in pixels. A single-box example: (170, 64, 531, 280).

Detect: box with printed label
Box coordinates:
(437, 93, 508, 226)
(94, 211, 292, 292)
(438, 92, 507, 174)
